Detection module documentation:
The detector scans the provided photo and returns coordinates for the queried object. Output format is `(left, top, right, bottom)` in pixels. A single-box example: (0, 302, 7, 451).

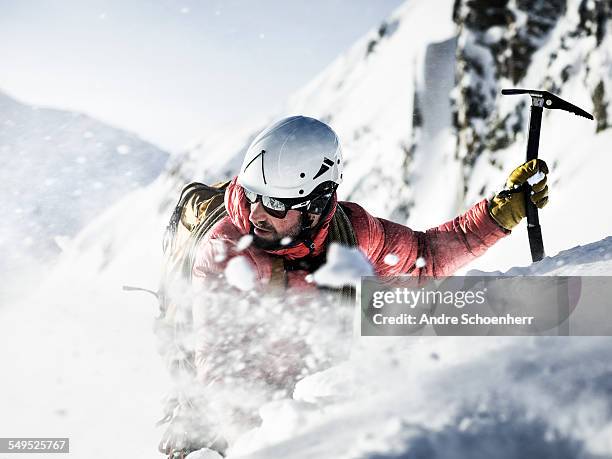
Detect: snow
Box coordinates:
(212, 240, 228, 263)
(483, 26, 505, 45)
(225, 256, 257, 291)
(0, 184, 171, 459)
(469, 236, 612, 277)
(230, 399, 321, 455)
(236, 234, 254, 252)
(383, 253, 399, 266)
(312, 243, 374, 288)
(116, 144, 131, 155)
(53, 235, 70, 252)
(0, 90, 168, 304)
(186, 449, 223, 459)
(527, 170, 546, 186)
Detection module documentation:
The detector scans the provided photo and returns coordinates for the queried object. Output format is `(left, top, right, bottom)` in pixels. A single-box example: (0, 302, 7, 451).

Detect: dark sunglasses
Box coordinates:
(243, 187, 334, 219)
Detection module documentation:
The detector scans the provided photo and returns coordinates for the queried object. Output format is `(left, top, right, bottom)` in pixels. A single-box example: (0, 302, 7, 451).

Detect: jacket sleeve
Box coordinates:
(348, 199, 509, 277)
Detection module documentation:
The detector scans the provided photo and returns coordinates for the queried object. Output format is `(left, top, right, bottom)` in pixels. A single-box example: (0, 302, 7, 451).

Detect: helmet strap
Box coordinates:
(299, 212, 317, 255)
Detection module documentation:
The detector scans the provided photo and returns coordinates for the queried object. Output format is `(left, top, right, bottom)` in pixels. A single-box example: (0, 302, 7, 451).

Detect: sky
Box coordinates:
(0, 0, 405, 152)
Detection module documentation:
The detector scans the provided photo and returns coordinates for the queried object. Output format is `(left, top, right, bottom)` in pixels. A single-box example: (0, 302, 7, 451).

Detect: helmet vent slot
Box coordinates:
(312, 157, 335, 180)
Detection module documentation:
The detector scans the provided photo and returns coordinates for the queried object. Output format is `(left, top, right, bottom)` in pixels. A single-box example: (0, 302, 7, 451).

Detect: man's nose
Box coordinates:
(249, 201, 269, 222)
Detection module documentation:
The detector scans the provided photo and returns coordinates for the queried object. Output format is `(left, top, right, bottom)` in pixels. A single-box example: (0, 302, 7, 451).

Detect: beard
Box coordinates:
(251, 220, 303, 251)
(252, 235, 283, 250)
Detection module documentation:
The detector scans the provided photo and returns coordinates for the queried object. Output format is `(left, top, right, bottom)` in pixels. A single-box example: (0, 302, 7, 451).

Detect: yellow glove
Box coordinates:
(489, 159, 549, 231)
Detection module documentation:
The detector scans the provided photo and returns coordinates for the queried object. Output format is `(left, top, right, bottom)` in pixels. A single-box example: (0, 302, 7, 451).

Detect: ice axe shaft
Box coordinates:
(501, 89, 594, 263)
(524, 101, 545, 262)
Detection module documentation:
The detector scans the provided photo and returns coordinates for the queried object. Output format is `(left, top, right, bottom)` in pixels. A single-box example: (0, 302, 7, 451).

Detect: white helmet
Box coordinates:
(237, 116, 343, 199)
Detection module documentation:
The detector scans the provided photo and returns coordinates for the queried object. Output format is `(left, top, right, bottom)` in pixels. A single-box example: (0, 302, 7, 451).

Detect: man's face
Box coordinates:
(248, 201, 303, 247)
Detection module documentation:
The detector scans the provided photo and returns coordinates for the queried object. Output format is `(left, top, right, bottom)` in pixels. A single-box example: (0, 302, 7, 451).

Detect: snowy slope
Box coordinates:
(0, 182, 172, 459)
(224, 239, 612, 459)
(0, 90, 168, 302)
(231, 336, 612, 459)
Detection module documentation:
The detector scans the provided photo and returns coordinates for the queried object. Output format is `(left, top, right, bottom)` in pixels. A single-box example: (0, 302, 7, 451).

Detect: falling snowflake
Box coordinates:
(384, 253, 399, 266)
(415, 257, 426, 268)
(224, 257, 256, 291)
(236, 235, 253, 251)
(116, 144, 131, 155)
(208, 240, 226, 263)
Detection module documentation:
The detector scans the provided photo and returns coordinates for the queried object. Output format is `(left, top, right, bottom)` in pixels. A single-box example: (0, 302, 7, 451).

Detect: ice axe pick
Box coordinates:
(500, 89, 593, 262)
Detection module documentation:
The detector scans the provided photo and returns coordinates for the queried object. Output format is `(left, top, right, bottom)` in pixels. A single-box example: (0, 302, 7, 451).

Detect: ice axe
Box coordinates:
(500, 89, 593, 262)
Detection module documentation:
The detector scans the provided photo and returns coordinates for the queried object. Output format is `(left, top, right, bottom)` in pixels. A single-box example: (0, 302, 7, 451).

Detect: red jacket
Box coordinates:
(192, 177, 509, 289)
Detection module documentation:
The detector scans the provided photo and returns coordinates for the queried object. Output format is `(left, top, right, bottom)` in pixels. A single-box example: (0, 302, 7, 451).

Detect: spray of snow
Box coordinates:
(224, 256, 256, 291)
(211, 239, 227, 263)
(236, 235, 254, 251)
(384, 253, 400, 266)
(186, 449, 222, 459)
(313, 243, 374, 288)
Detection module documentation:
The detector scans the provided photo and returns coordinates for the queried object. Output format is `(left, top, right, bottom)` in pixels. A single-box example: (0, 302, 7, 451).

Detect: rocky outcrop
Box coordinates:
(452, 0, 610, 194)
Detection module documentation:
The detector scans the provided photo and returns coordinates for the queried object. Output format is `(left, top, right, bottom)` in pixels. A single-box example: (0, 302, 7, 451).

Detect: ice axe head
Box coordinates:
(501, 88, 594, 119)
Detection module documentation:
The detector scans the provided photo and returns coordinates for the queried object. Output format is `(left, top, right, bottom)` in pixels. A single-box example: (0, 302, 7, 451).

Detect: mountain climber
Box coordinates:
(158, 115, 549, 458)
(192, 115, 549, 289)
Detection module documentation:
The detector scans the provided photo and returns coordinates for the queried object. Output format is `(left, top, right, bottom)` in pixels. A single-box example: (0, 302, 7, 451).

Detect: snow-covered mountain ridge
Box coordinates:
(0, 90, 168, 301)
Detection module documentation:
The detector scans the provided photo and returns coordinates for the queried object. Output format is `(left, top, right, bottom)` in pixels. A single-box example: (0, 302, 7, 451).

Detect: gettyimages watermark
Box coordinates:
(360, 276, 612, 336)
